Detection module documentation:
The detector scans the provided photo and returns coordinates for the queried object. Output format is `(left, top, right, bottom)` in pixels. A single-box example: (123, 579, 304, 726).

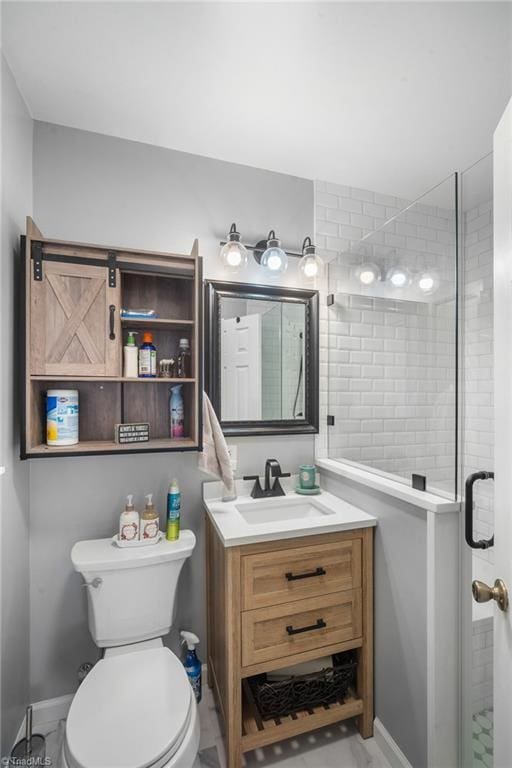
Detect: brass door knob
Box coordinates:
(472, 578, 509, 612)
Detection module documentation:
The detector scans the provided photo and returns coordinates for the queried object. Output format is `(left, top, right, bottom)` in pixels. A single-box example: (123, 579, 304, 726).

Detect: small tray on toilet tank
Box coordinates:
(112, 531, 164, 548)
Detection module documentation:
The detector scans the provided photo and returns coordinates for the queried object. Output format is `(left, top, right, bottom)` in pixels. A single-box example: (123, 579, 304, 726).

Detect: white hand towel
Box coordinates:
(198, 393, 236, 500)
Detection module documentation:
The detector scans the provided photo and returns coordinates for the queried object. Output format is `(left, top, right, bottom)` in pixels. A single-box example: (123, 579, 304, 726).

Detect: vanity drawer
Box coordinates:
(241, 539, 362, 610)
(241, 590, 362, 667)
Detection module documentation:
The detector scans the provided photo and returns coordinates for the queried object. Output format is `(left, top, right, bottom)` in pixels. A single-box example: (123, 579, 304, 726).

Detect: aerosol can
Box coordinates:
(180, 630, 202, 703)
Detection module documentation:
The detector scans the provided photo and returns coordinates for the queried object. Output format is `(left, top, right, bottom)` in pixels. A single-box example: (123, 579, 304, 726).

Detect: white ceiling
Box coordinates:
(2, 1, 511, 200)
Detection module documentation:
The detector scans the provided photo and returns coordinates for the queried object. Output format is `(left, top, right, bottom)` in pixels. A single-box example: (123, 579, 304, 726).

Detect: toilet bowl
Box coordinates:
(62, 641, 199, 768)
(65, 532, 199, 768)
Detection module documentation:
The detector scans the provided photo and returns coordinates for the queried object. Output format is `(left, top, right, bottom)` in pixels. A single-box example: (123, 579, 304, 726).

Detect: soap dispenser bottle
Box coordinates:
(119, 495, 139, 542)
(180, 631, 202, 703)
(140, 493, 159, 541)
(123, 331, 138, 378)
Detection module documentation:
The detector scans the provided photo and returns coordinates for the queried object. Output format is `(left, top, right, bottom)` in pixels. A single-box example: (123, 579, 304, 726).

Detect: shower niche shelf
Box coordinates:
(21, 217, 203, 459)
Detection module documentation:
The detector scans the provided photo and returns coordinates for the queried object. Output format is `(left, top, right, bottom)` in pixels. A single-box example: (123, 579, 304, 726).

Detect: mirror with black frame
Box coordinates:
(204, 280, 319, 436)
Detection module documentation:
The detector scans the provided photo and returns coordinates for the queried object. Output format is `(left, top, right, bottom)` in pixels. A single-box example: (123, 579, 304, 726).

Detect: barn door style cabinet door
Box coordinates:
(30, 260, 121, 377)
(22, 218, 203, 459)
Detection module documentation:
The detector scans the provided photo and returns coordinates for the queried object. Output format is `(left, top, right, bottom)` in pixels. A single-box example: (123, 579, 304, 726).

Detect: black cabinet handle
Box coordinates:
(109, 305, 116, 340)
(286, 618, 326, 636)
(465, 471, 494, 549)
(285, 567, 326, 582)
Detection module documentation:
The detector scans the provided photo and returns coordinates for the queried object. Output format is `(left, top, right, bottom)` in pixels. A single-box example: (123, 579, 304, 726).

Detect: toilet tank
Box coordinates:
(71, 531, 196, 647)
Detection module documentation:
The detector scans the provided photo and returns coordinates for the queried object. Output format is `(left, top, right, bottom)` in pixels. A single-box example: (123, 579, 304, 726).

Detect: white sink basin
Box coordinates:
(203, 475, 377, 546)
(235, 497, 334, 526)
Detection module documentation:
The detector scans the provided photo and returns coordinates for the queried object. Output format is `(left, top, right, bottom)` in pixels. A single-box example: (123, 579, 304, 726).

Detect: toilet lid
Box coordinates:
(66, 646, 192, 768)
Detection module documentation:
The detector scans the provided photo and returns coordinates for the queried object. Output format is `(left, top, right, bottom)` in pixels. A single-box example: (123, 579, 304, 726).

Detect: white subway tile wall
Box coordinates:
(315, 180, 457, 495)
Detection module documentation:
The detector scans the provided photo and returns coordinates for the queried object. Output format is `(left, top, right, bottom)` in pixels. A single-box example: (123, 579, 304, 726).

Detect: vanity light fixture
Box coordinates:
(299, 237, 324, 280)
(258, 230, 288, 275)
(415, 270, 440, 295)
(219, 223, 248, 271)
(354, 262, 381, 286)
(386, 266, 412, 289)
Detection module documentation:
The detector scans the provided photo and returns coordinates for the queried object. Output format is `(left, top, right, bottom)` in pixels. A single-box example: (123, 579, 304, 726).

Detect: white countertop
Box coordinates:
(203, 475, 377, 547)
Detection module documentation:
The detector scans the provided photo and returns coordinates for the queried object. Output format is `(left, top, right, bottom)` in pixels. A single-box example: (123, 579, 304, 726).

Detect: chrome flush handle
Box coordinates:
(81, 577, 103, 589)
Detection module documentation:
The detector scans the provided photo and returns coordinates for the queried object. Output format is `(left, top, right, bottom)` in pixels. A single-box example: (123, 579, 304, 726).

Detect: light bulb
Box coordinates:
(387, 266, 412, 289)
(266, 251, 284, 271)
(354, 263, 380, 286)
(415, 271, 440, 295)
(303, 259, 319, 278)
(299, 237, 324, 280)
(260, 231, 288, 275)
(219, 224, 248, 272)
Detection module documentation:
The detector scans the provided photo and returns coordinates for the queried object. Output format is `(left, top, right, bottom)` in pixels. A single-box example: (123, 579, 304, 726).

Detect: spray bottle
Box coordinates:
(180, 631, 202, 703)
(166, 479, 181, 541)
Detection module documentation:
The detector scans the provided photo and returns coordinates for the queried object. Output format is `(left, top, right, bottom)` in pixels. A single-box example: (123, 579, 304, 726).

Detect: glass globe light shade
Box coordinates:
(219, 224, 248, 271)
(387, 266, 412, 289)
(299, 237, 324, 280)
(300, 254, 324, 279)
(220, 240, 248, 271)
(260, 232, 288, 275)
(415, 271, 440, 295)
(354, 263, 381, 286)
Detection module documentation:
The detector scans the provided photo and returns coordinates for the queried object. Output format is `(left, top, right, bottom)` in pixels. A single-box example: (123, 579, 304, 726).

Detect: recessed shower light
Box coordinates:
(355, 263, 381, 286)
(386, 266, 412, 289)
(219, 223, 248, 271)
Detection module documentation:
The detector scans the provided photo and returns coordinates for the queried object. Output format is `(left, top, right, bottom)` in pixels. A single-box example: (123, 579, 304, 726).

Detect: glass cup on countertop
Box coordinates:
(298, 464, 316, 489)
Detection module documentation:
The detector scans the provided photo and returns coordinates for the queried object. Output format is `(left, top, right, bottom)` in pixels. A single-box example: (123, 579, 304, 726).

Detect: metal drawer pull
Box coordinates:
(285, 567, 326, 581)
(286, 618, 326, 636)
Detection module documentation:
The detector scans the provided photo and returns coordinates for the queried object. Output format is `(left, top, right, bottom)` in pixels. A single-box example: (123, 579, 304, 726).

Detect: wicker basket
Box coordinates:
(248, 651, 358, 720)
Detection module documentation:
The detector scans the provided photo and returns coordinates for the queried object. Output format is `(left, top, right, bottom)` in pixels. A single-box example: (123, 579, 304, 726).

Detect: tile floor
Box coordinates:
(37, 685, 392, 768)
(472, 708, 493, 768)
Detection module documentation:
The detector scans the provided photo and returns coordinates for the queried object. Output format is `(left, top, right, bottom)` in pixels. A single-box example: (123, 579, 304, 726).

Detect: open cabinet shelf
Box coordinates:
(120, 318, 195, 330)
(22, 218, 203, 459)
(30, 376, 196, 383)
(241, 680, 364, 752)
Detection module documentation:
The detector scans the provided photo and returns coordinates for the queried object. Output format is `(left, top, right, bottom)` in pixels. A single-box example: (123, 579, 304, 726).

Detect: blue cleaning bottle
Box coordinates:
(180, 631, 202, 703)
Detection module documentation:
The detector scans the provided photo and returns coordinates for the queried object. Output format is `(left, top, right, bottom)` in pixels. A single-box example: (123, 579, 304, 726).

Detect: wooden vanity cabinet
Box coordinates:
(206, 522, 374, 768)
(22, 217, 203, 458)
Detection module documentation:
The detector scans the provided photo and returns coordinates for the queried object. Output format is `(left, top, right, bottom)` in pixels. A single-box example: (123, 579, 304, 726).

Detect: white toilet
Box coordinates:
(62, 530, 199, 768)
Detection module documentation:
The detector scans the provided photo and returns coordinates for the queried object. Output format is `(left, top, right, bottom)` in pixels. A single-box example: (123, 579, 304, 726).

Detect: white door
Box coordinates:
(492, 96, 512, 768)
(221, 314, 262, 421)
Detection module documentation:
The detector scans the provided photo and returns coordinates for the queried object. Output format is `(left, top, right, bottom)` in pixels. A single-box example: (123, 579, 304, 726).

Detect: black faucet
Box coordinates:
(244, 459, 291, 499)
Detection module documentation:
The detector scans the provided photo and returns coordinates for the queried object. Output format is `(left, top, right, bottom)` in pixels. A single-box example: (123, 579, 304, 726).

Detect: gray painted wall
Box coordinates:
(30, 122, 315, 701)
(1, 57, 33, 752)
(320, 470, 428, 768)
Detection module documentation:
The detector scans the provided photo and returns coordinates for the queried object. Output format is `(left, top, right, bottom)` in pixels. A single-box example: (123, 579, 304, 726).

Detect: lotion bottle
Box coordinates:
(119, 495, 139, 542)
(123, 331, 138, 378)
(140, 493, 159, 541)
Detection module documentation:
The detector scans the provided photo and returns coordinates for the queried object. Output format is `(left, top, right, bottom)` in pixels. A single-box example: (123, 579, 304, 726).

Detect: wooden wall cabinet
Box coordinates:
(22, 218, 203, 458)
(206, 522, 374, 768)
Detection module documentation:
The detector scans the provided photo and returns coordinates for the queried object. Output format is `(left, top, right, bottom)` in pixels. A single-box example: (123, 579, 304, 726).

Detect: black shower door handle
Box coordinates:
(465, 471, 494, 549)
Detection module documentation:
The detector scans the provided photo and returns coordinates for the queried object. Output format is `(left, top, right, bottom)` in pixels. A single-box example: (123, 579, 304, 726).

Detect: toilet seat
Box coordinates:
(65, 646, 193, 768)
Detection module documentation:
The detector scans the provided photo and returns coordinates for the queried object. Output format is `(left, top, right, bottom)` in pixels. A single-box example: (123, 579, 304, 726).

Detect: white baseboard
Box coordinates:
(373, 718, 413, 768)
(14, 694, 74, 746)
